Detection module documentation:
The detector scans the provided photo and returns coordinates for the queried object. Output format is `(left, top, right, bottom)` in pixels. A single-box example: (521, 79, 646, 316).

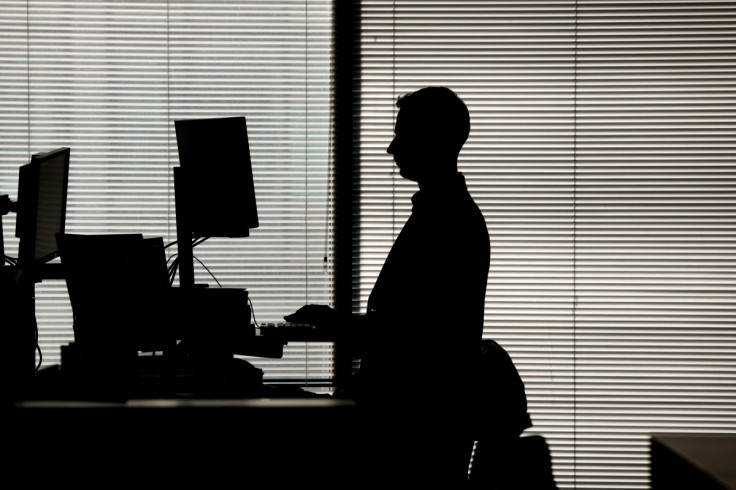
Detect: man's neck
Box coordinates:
(417, 169, 460, 190)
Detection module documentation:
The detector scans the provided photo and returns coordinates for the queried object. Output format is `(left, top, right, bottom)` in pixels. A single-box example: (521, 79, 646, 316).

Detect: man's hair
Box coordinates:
(396, 86, 470, 153)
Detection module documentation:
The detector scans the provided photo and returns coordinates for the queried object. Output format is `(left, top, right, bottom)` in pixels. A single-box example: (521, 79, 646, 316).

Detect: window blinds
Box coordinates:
(356, 1, 736, 488)
(0, 0, 334, 386)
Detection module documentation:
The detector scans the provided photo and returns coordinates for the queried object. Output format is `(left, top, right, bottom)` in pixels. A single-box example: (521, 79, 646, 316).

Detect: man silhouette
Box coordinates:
(287, 86, 490, 487)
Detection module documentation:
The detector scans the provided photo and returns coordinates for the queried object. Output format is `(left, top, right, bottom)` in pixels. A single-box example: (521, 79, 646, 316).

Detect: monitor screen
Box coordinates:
(174, 116, 259, 238)
(15, 147, 71, 267)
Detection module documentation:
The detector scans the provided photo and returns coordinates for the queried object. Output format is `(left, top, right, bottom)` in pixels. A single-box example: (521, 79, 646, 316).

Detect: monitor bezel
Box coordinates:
(15, 147, 71, 268)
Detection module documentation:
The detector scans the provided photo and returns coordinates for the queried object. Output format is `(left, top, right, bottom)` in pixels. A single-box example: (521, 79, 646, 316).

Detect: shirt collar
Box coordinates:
(412, 172, 467, 207)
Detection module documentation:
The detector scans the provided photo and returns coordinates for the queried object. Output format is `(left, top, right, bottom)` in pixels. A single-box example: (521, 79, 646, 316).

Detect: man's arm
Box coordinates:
(284, 304, 368, 348)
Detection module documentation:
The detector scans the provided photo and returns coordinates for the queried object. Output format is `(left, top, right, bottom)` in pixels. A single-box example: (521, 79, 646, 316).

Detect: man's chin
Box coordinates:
(398, 168, 419, 182)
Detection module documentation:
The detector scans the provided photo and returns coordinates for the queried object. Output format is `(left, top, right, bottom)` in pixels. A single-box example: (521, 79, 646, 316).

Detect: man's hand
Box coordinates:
(285, 304, 339, 330)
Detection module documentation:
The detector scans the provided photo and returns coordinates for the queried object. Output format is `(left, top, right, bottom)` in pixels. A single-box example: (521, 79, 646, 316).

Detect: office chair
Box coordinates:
(469, 434, 557, 489)
(468, 339, 558, 489)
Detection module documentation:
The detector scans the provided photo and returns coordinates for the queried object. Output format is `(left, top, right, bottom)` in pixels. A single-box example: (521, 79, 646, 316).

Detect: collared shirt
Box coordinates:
(359, 172, 490, 412)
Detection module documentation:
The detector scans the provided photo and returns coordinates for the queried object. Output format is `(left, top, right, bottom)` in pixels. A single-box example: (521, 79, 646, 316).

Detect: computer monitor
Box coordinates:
(174, 116, 259, 238)
(15, 147, 70, 270)
(56, 233, 174, 353)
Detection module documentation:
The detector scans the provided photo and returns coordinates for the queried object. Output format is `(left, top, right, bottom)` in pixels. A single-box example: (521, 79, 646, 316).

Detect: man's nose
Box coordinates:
(387, 138, 396, 154)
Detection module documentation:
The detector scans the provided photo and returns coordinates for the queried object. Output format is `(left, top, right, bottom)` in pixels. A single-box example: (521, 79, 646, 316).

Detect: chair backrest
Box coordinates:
(469, 340, 558, 489)
(474, 338, 532, 439)
(469, 434, 558, 490)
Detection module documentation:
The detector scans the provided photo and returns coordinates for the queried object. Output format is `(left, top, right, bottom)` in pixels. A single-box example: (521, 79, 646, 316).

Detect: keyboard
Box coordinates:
(257, 322, 332, 342)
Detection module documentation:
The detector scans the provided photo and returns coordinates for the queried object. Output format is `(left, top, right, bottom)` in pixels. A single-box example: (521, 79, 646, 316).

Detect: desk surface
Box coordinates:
(652, 434, 736, 489)
(16, 396, 354, 410)
(8, 397, 358, 488)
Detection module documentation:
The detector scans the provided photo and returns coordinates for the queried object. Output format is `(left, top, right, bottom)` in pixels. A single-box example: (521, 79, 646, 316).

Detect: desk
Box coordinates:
(7, 397, 358, 488)
(651, 434, 736, 490)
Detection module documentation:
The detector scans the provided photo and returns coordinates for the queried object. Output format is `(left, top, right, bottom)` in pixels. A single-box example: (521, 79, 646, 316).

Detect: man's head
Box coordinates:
(387, 86, 470, 183)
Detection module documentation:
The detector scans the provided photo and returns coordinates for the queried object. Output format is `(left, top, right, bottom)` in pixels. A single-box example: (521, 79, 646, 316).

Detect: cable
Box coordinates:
(166, 252, 180, 286)
(164, 235, 210, 286)
(167, 258, 179, 286)
(572, 2, 579, 485)
(192, 255, 221, 287)
(193, 236, 209, 247)
(35, 339, 42, 372)
(34, 314, 42, 372)
(248, 295, 259, 328)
